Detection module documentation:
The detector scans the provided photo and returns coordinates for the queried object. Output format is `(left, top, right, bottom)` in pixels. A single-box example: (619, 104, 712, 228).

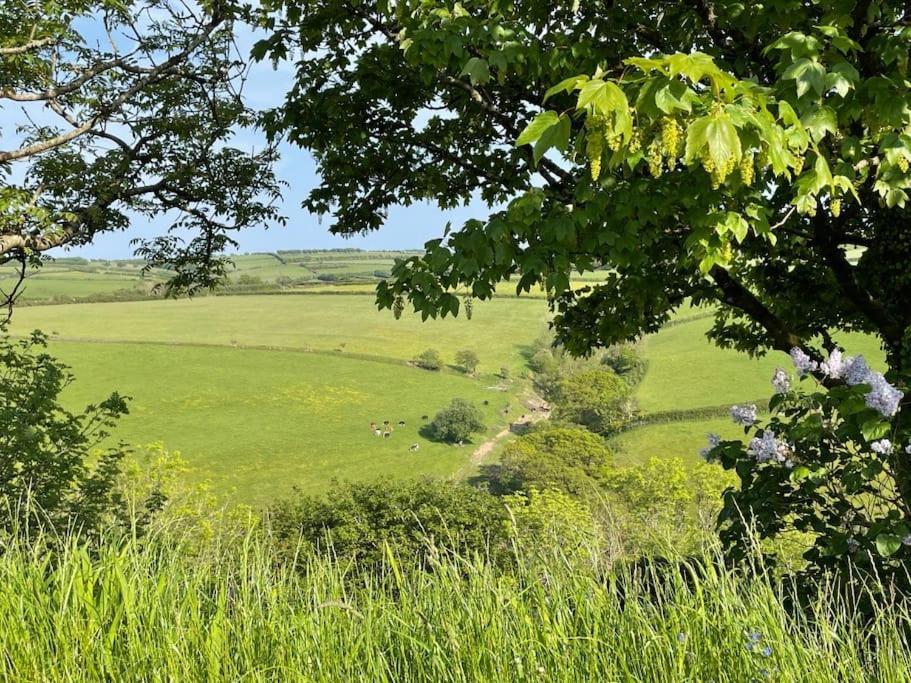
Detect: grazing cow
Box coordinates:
(409, 443, 419, 452)
(421, 415, 429, 420)
(398, 420, 405, 426)
(374, 429, 382, 436)
(383, 431, 391, 439)
(483, 400, 489, 405)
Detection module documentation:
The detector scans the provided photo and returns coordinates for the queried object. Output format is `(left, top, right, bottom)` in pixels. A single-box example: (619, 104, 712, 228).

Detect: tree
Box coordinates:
(0, 331, 129, 535)
(553, 369, 635, 436)
(426, 398, 485, 443)
(488, 425, 612, 496)
(256, 1, 911, 577)
(1, 0, 281, 317)
(455, 349, 479, 375)
(414, 348, 443, 371)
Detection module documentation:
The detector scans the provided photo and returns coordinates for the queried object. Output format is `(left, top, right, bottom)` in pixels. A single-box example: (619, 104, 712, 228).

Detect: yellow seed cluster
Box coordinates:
(660, 118, 683, 165)
(647, 138, 664, 178)
(898, 156, 909, 173)
(701, 151, 737, 189)
(586, 128, 604, 181)
(606, 131, 623, 152)
(757, 147, 769, 170)
(393, 295, 405, 320)
(739, 153, 754, 186)
(792, 156, 804, 175)
(830, 198, 841, 217)
(628, 129, 642, 153)
(464, 296, 473, 320)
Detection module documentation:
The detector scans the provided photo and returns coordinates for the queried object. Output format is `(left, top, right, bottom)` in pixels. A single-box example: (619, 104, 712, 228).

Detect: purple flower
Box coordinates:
(790, 348, 817, 377)
(903, 534, 911, 547)
(871, 439, 893, 456)
(700, 433, 721, 461)
(865, 372, 904, 418)
(731, 404, 758, 426)
(819, 349, 847, 379)
(747, 430, 791, 464)
(844, 355, 871, 386)
(847, 537, 860, 553)
(771, 368, 791, 394)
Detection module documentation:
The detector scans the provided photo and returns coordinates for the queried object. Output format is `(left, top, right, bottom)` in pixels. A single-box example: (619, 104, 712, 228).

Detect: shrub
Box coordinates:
(498, 366, 511, 380)
(602, 344, 648, 387)
(414, 348, 443, 371)
(553, 368, 636, 435)
(426, 399, 486, 443)
(602, 457, 736, 558)
(503, 488, 597, 562)
(0, 331, 130, 537)
(269, 479, 509, 570)
(455, 349, 479, 374)
(488, 425, 612, 496)
(704, 348, 911, 585)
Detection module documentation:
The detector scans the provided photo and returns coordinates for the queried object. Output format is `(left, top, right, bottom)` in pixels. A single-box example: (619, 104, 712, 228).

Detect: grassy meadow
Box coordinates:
(4, 249, 885, 503)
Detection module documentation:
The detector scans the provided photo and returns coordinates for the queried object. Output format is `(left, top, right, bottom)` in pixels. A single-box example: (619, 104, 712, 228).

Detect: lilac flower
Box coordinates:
(906, 444, 911, 455)
(747, 430, 791, 464)
(903, 534, 911, 547)
(847, 537, 859, 553)
(700, 433, 721, 461)
(871, 439, 893, 456)
(819, 349, 847, 379)
(864, 372, 904, 417)
(731, 404, 758, 426)
(790, 347, 817, 377)
(771, 368, 791, 394)
(844, 355, 871, 386)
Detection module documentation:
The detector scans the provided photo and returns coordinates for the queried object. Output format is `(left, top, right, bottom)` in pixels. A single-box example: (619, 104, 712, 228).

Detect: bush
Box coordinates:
(426, 399, 486, 443)
(602, 457, 736, 558)
(553, 368, 636, 435)
(455, 349, 479, 374)
(602, 344, 648, 387)
(414, 348, 443, 371)
(0, 331, 130, 536)
(269, 479, 509, 570)
(488, 425, 612, 496)
(503, 488, 597, 562)
(498, 367, 511, 380)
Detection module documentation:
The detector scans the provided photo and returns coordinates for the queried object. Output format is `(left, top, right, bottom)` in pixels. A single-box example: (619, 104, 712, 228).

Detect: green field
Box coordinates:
(5, 250, 885, 502)
(10, 292, 548, 504)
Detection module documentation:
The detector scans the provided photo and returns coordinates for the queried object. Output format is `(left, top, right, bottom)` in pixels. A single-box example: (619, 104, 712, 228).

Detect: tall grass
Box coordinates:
(0, 527, 910, 682)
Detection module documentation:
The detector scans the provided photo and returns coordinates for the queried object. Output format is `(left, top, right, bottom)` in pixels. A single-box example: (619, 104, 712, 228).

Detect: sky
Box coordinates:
(1, 8, 490, 259)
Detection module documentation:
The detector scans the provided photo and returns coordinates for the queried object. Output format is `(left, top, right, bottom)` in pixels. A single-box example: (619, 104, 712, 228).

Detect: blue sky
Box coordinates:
(2, 15, 489, 259)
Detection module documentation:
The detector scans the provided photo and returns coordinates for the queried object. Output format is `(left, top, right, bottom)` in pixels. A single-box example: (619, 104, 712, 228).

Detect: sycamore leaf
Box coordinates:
(516, 111, 560, 147)
(685, 114, 741, 167)
(533, 114, 570, 164)
(802, 106, 837, 142)
(460, 57, 490, 85)
(577, 79, 628, 115)
(782, 58, 826, 98)
(544, 74, 589, 102)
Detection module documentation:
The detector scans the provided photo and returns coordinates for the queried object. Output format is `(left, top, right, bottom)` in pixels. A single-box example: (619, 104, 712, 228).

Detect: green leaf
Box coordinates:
(577, 80, 628, 115)
(860, 417, 891, 441)
(782, 58, 826, 98)
(516, 111, 560, 147)
(533, 114, 571, 164)
(654, 80, 693, 114)
(544, 75, 589, 102)
(876, 533, 902, 557)
(685, 114, 741, 167)
(802, 106, 837, 142)
(460, 57, 490, 85)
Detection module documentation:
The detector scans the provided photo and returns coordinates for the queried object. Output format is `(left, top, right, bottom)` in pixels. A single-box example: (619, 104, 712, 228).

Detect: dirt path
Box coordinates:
(457, 404, 549, 477)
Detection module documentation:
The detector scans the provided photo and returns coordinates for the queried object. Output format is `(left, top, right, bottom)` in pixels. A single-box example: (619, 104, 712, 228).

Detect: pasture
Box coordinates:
(10, 292, 549, 504)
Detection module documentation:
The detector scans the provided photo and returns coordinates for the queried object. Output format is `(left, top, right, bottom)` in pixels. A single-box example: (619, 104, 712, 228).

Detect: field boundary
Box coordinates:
(13, 333, 513, 380)
(633, 398, 770, 426)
